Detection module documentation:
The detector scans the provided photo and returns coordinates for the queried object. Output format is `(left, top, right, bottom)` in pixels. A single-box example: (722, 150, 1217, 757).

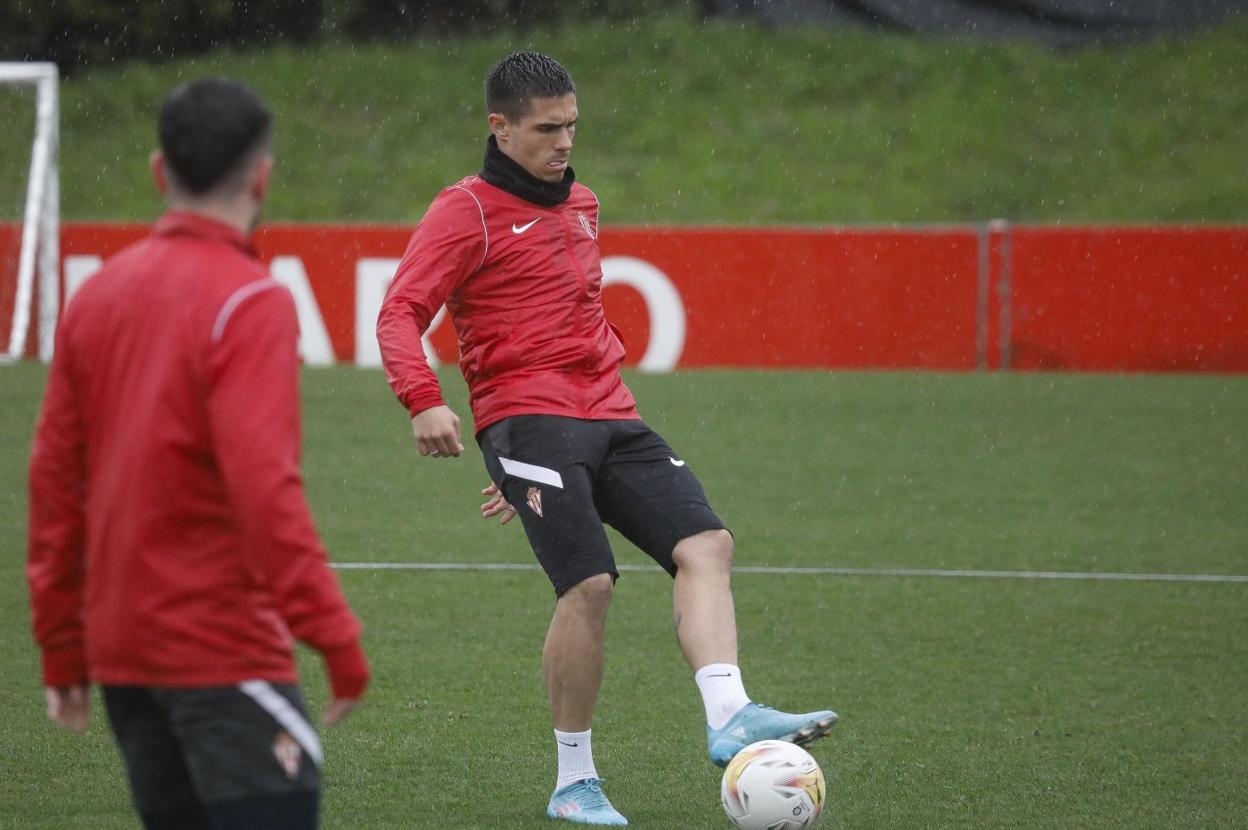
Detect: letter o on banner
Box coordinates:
(600, 256, 685, 372)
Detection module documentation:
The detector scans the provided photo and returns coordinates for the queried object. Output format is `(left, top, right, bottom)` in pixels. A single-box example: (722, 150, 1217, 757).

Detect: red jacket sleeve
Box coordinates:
(377, 188, 486, 417)
(27, 323, 90, 687)
(206, 282, 369, 698)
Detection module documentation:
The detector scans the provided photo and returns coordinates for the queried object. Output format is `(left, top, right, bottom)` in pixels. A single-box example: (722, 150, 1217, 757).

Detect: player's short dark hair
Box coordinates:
(157, 78, 271, 196)
(484, 51, 576, 121)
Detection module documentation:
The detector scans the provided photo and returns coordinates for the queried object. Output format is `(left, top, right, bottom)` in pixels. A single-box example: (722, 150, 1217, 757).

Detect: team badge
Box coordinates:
(526, 486, 543, 517)
(272, 730, 302, 779)
(577, 212, 595, 239)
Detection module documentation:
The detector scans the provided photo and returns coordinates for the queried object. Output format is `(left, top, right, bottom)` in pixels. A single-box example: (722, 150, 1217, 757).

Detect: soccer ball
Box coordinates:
(720, 740, 826, 830)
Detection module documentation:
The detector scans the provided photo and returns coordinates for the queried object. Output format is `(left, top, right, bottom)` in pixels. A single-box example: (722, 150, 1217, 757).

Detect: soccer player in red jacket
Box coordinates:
(27, 78, 369, 830)
(377, 51, 835, 825)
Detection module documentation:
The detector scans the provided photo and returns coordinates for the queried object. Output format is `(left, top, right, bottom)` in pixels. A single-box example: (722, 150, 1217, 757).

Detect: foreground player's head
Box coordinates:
(152, 78, 273, 228)
(485, 51, 578, 183)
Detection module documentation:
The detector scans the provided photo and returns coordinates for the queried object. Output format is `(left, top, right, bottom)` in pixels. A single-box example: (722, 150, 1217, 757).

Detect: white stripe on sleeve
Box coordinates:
(212, 279, 284, 344)
(451, 184, 489, 272)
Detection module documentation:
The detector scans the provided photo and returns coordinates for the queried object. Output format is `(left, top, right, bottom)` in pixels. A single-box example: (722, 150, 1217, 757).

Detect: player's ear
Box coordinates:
(150, 151, 168, 196)
(249, 154, 274, 202)
(488, 112, 509, 142)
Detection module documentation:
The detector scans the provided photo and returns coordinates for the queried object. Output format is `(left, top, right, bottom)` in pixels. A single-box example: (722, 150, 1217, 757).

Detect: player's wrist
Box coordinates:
(408, 396, 448, 419)
(41, 642, 88, 688)
(322, 639, 370, 699)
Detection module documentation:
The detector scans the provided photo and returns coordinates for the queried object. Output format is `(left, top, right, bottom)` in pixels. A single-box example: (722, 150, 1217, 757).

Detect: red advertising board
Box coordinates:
(3, 222, 1246, 372)
(1006, 226, 1248, 372)
(598, 227, 980, 369)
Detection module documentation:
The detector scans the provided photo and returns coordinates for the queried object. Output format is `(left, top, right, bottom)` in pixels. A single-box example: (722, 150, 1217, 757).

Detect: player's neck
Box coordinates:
(164, 196, 259, 236)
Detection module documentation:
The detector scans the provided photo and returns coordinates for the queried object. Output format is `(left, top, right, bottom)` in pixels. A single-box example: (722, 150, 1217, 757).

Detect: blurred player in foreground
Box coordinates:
(27, 78, 369, 830)
(377, 51, 835, 825)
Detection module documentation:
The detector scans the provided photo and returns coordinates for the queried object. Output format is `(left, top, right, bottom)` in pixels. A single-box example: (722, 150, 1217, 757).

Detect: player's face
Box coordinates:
(493, 94, 578, 183)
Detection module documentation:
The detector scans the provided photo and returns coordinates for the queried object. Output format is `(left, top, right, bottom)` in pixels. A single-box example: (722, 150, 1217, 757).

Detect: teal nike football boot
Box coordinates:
(547, 778, 628, 826)
(707, 702, 838, 767)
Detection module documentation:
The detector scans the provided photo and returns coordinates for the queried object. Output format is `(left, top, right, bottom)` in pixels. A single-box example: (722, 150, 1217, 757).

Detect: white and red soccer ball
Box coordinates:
(720, 740, 826, 830)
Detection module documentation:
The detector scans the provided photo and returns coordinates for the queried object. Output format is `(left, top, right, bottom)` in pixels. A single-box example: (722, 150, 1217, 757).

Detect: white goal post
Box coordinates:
(1, 62, 59, 363)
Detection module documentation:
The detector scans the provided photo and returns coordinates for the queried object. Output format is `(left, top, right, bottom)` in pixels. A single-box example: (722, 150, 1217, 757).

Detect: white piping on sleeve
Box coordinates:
(211, 279, 284, 344)
(451, 184, 489, 272)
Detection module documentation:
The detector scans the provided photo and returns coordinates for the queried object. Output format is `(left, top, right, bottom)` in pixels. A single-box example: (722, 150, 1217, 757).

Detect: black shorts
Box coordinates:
(102, 682, 321, 816)
(478, 415, 727, 596)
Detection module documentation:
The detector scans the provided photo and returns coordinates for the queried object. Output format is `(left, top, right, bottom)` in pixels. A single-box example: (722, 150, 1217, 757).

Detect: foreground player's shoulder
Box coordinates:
(63, 239, 146, 308)
(212, 243, 275, 300)
(210, 272, 294, 345)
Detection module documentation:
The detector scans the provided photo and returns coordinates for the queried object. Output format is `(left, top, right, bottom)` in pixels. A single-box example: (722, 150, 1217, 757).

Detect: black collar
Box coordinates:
(480, 135, 574, 207)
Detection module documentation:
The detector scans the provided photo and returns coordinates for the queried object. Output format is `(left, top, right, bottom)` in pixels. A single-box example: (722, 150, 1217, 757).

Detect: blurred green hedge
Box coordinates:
(0, 0, 681, 71)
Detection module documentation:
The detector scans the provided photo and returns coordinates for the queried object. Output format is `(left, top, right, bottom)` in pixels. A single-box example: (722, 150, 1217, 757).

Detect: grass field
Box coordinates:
(1, 363, 1246, 828)
(2, 9, 1248, 225)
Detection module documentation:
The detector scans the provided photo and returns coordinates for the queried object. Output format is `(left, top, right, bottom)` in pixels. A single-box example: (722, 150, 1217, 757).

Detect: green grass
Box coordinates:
(2, 363, 1246, 828)
(2, 8, 1248, 225)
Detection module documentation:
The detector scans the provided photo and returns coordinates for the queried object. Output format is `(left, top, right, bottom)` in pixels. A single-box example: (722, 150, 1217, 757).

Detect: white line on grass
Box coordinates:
(332, 562, 1248, 584)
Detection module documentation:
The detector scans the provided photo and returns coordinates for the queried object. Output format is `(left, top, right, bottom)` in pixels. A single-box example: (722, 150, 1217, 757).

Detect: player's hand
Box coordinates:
(322, 697, 360, 727)
(411, 405, 464, 458)
(45, 685, 90, 733)
(321, 640, 368, 726)
(481, 483, 517, 525)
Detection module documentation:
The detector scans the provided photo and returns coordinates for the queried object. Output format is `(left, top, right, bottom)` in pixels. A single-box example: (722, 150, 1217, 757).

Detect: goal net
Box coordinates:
(0, 62, 59, 363)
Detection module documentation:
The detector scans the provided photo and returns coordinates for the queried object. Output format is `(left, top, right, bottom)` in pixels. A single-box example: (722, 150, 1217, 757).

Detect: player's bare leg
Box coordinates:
(672, 529, 838, 767)
(671, 529, 739, 668)
(544, 572, 613, 731)
(543, 572, 627, 825)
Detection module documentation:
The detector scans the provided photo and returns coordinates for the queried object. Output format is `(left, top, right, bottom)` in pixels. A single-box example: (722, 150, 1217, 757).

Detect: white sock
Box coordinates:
(555, 729, 598, 790)
(696, 663, 752, 730)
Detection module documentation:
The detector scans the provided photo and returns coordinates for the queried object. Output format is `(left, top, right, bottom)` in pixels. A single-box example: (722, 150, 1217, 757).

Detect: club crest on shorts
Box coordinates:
(273, 730, 302, 779)
(526, 486, 544, 517)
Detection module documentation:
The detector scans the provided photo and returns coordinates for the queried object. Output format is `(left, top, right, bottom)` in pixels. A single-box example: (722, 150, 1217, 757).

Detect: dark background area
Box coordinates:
(2, 1, 652, 70)
(4, 0, 1246, 71)
(706, 0, 1248, 45)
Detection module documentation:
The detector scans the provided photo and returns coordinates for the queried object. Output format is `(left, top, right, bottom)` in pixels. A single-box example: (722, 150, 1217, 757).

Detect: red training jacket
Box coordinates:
(27, 211, 368, 698)
(377, 175, 639, 433)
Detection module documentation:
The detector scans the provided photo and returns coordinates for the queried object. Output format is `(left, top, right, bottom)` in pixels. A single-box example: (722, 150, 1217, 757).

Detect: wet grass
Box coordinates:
(2, 364, 1246, 827)
(1, 9, 1246, 224)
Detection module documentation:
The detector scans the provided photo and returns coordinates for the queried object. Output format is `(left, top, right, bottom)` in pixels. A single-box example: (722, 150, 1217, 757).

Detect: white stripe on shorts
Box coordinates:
(238, 680, 324, 767)
(498, 456, 564, 489)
